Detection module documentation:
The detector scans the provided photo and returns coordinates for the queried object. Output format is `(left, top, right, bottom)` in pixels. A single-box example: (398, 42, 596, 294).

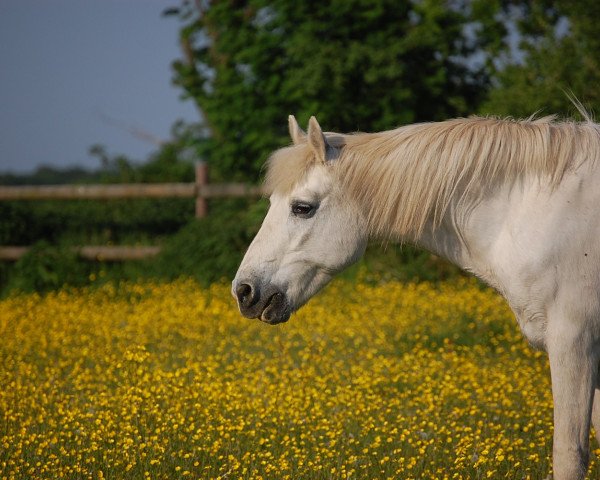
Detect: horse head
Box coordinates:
(232, 116, 368, 324)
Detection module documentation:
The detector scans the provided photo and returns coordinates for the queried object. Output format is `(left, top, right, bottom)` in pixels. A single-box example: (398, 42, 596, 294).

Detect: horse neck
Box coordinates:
(414, 219, 474, 273)
(409, 184, 514, 290)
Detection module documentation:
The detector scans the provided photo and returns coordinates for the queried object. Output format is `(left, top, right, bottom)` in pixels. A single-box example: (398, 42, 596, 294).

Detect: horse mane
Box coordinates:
(265, 116, 600, 239)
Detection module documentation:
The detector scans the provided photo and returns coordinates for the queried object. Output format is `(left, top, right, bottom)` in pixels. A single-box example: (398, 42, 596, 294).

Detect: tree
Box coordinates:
(168, 0, 504, 182)
(480, 0, 600, 118)
(88, 121, 199, 184)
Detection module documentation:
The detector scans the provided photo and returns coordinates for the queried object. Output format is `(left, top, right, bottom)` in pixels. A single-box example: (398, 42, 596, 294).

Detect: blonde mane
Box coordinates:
(266, 116, 600, 239)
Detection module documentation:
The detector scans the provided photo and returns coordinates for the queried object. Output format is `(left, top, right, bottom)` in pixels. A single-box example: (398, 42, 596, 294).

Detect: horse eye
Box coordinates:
(291, 202, 316, 218)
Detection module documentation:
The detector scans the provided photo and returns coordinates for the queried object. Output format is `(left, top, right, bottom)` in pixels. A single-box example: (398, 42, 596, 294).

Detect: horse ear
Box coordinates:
(308, 116, 327, 163)
(288, 115, 306, 145)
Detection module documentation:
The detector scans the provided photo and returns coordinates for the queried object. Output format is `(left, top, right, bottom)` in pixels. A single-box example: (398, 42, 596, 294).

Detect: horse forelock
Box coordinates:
(263, 144, 317, 196)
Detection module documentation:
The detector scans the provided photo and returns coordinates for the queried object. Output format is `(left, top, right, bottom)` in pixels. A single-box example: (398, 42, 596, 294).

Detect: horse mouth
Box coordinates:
(259, 292, 290, 325)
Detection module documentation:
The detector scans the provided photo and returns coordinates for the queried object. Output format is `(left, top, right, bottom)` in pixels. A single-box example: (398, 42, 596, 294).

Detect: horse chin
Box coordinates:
(259, 310, 290, 325)
(259, 292, 291, 325)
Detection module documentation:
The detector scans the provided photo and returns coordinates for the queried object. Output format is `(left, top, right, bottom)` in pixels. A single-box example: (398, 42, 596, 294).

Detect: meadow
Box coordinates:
(1, 277, 599, 480)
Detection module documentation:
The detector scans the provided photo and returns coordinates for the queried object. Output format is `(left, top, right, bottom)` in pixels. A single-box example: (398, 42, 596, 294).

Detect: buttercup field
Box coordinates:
(3, 277, 599, 479)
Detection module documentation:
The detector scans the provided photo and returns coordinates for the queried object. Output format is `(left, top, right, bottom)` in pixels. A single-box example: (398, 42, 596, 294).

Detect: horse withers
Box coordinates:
(233, 114, 600, 480)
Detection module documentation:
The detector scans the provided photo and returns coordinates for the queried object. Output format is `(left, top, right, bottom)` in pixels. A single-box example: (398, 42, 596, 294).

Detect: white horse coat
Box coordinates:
(233, 114, 600, 480)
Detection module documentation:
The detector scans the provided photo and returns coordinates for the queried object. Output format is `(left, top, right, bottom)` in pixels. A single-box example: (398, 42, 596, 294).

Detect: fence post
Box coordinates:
(195, 161, 208, 218)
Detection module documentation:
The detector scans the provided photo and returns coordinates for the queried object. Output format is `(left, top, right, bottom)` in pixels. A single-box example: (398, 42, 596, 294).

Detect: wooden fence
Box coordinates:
(0, 162, 264, 261)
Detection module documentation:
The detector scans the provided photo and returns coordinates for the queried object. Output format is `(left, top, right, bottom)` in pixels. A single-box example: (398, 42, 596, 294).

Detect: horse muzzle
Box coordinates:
(233, 280, 291, 325)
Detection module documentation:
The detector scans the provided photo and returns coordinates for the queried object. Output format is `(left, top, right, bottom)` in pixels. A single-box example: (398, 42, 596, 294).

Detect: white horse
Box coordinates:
(233, 113, 600, 480)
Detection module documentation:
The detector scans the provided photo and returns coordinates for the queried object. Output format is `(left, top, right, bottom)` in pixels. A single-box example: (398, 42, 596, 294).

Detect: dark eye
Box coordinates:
(291, 202, 316, 218)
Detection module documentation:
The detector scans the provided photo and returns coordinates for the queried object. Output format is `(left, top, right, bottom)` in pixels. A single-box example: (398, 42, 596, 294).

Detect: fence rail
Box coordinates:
(0, 183, 196, 200)
(0, 162, 265, 262)
(0, 246, 162, 262)
(0, 163, 265, 213)
(0, 183, 265, 200)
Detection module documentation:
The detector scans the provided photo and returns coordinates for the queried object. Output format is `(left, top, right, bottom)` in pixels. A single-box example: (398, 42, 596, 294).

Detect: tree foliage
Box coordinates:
(169, 0, 504, 181)
(481, 0, 600, 118)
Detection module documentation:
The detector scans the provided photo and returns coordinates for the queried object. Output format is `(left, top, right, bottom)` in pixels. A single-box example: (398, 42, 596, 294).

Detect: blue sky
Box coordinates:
(0, 0, 198, 174)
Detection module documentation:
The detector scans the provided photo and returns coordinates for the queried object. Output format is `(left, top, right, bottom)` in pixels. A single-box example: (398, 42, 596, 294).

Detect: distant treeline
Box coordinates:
(0, 166, 103, 186)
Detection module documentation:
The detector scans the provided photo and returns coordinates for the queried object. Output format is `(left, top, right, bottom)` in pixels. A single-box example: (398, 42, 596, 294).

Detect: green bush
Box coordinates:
(146, 199, 268, 285)
(0, 199, 194, 246)
(0, 199, 269, 295)
(353, 243, 462, 283)
(6, 241, 93, 294)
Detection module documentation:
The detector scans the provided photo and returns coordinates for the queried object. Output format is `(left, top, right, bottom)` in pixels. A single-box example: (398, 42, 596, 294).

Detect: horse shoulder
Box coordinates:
(466, 170, 600, 350)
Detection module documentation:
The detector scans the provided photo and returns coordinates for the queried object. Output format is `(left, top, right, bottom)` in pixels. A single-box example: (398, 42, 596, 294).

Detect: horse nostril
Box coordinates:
(236, 283, 256, 307)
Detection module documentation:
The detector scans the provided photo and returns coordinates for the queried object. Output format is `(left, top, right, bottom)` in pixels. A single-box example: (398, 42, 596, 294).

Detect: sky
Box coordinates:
(0, 0, 198, 174)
